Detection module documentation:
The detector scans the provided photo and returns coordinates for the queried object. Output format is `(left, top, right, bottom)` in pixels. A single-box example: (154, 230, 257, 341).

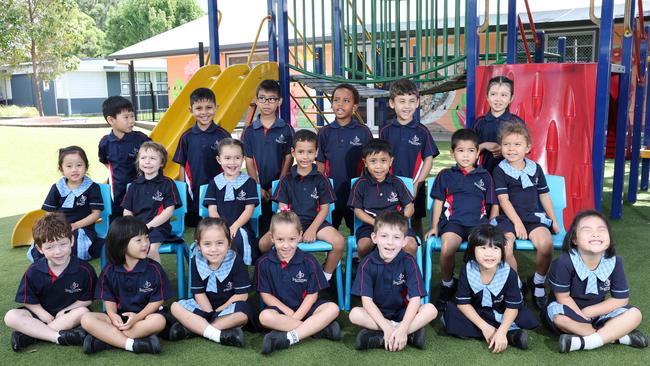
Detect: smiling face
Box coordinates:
(271, 222, 302, 262)
(38, 236, 74, 267)
(138, 148, 163, 178)
(331, 87, 357, 124)
(500, 133, 530, 166)
(474, 243, 503, 270)
(389, 93, 419, 124)
(60, 152, 87, 186)
(451, 140, 479, 170)
(190, 99, 217, 129)
(573, 215, 611, 256)
(217, 144, 244, 179)
(487, 83, 513, 117)
(125, 234, 150, 261)
(198, 226, 231, 267)
(363, 151, 393, 182)
(291, 140, 317, 170)
(371, 224, 407, 262)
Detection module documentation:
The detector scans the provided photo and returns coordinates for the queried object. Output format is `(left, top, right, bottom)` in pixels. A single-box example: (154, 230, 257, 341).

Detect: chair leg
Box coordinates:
(176, 246, 185, 300)
(344, 236, 356, 311)
(335, 261, 344, 310)
(424, 238, 435, 304)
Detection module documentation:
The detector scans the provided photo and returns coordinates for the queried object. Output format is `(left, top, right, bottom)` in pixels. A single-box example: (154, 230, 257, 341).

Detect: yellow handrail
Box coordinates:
(623, 0, 633, 37)
(247, 15, 273, 68)
(477, 0, 490, 34)
(589, 0, 600, 26)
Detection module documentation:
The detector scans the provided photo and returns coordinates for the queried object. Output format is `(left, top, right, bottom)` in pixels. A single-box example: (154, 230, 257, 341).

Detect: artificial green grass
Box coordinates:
(0, 127, 649, 364)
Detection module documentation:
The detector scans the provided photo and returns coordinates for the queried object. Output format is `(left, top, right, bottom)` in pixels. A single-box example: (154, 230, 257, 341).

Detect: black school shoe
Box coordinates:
(528, 276, 548, 310)
(435, 278, 458, 313)
(220, 327, 245, 347)
(355, 329, 384, 350)
(11, 331, 36, 352)
(57, 326, 87, 346)
(313, 320, 342, 341)
(407, 328, 425, 349)
(261, 331, 290, 355)
(506, 329, 529, 350)
(82, 334, 112, 354)
(133, 335, 161, 354)
(167, 321, 193, 341)
(625, 329, 649, 348)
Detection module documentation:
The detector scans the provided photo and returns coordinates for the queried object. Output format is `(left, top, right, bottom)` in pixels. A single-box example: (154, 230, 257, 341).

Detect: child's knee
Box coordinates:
(348, 307, 366, 324)
(420, 303, 438, 319)
(4, 309, 23, 327)
(170, 302, 182, 316)
(405, 238, 418, 252)
(318, 301, 340, 317)
(258, 309, 276, 326)
(627, 307, 643, 324)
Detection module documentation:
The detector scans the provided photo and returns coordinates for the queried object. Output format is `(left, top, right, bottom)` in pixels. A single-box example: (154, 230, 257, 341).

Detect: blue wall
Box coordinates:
(106, 72, 121, 97)
(10, 74, 57, 115)
(57, 98, 105, 115)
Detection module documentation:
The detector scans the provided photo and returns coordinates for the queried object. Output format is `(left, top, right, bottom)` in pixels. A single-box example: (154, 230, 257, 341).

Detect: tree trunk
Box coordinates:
(30, 38, 43, 117)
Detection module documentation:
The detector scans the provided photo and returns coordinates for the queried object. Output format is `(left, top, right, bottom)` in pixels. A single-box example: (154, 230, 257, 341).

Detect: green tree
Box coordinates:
(71, 10, 106, 58)
(104, 0, 204, 54)
(76, 0, 121, 31)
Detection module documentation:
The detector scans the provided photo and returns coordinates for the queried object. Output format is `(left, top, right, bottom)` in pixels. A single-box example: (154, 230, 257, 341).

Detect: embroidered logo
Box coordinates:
(128, 147, 139, 158)
(65, 281, 82, 294)
(77, 195, 87, 206)
(275, 134, 287, 144)
(139, 281, 154, 293)
(349, 136, 362, 146)
(600, 279, 611, 292)
(393, 273, 405, 286)
(210, 140, 219, 151)
(387, 192, 399, 203)
(152, 190, 164, 201)
(292, 270, 307, 283)
(474, 178, 486, 192)
(224, 281, 233, 292)
(310, 188, 319, 200)
(494, 294, 504, 303)
(408, 135, 421, 146)
(236, 190, 247, 201)
(534, 177, 539, 185)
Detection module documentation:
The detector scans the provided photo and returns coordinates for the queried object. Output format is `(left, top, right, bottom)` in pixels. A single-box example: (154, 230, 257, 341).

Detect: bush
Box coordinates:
(0, 105, 40, 118)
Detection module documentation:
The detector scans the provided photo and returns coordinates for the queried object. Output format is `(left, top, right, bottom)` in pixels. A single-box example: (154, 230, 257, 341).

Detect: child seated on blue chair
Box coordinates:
(258, 129, 345, 284)
(349, 138, 417, 258)
(349, 211, 437, 351)
(424, 129, 498, 312)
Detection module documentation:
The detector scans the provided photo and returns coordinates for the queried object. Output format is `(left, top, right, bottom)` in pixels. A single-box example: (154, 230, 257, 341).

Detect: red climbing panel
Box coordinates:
(476, 64, 598, 229)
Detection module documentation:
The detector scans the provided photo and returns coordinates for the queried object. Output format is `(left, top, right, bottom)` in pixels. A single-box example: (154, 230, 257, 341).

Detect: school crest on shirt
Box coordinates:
(474, 178, 486, 192)
(210, 140, 220, 151)
(408, 135, 421, 146)
(292, 270, 307, 283)
(76, 195, 87, 206)
(349, 136, 362, 146)
(599, 279, 611, 292)
(275, 134, 287, 144)
(224, 281, 233, 292)
(493, 294, 504, 304)
(236, 190, 247, 201)
(393, 273, 405, 286)
(65, 281, 82, 294)
(310, 188, 319, 200)
(387, 191, 399, 203)
(152, 190, 164, 202)
(139, 281, 154, 293)
(128, 147, 139, 158)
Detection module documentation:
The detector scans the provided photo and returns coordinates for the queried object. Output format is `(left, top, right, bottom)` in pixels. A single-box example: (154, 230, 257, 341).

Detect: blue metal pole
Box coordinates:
(610, 1, 636, 219)
(534, 30, 545, 63)
(207, 0, 220, 65)
(277, 0, 291, 121)
(376, 48, 387, 127)
(592, 0, 615, 212)
(557, 36, 566, 63)
(506, 0, 517, 64)
(315, 47, 324, 126)
(267, 0, 277, 62)
(413, 46, 420, 121)
(466, 0, 479, 128)
(642, 73, 650, 190)
(333, 0, 343, 76)
(627, 29, 648, 202)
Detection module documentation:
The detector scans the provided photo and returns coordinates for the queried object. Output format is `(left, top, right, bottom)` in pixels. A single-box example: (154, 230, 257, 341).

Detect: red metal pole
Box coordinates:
(518, 15, 533, 63)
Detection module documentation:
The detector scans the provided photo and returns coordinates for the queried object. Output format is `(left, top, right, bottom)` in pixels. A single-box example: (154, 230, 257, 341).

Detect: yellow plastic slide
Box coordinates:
(11, 62, 279, 247)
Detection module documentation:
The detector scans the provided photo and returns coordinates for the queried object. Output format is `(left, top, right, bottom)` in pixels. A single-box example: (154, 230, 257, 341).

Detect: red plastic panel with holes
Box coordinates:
(476, 64, 598, 229)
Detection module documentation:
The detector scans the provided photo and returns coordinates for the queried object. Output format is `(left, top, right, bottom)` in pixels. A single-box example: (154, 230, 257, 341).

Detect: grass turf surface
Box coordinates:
(0, 126, 649, 365)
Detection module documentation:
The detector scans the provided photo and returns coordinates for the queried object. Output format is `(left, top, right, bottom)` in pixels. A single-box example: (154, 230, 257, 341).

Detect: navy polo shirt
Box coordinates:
(98, 131, 150, 204)
(430, 166, 495, 226)
(273, 164, 336, 227)
(255, 249, 328, 310)
(15, 256, 96, 316)
(472, 110, 526, 173)
(121, 173, 181, 231)
(96, 258, 173, 313)
(203, 175, 259, 228)
(351, 249, 426, 317)
(379, 119, 439, 180)
(173, 123, 231, 207)
(241, 118, 294, 190)
(42, 181, 104, 234)
(493, 162, 548, 222)
(348, 172, 413, 216)
(548, 252, 629, 309)
(190, 254, 251, 309)
(316, 119, 373, 203)
(455, 262, 522, 312)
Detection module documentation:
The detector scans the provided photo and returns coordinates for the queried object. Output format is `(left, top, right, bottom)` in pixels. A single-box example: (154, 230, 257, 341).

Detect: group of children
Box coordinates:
(4, 76, 646, 356)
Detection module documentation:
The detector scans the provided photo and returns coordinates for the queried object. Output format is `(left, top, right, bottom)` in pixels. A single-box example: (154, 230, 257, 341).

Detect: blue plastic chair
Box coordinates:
(95, 183, 112, 240)
(271, 179, 345, 310)
(344, 176, 424, 311)
(422, 174, 567, 303)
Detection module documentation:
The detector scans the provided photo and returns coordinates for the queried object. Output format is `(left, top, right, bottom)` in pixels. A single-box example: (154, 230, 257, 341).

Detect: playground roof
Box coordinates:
(109, 3, 648, 61)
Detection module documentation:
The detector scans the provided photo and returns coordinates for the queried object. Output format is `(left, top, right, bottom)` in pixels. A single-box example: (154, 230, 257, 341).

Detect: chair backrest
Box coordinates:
(350, 176, 414, 234)
(198, 184, 209, 218)
(198, 183, 262, 237)
(271, 178, 334, 223)
(95, 183, 113, 239)
(170, 181, 188, 237)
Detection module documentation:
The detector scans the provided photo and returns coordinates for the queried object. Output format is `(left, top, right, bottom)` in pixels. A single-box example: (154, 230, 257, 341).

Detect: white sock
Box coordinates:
(533, 272, 547, 297)
(618, 334, 631, 345)
(570, 333, 603, 351)
(203, 325, 221, 343)
(324, 271, 332, 281)
(518, 277, 523, 288)
(441, 279, 454, 288)
(125, 338, 134, 352)
(287, 330, 300, 345)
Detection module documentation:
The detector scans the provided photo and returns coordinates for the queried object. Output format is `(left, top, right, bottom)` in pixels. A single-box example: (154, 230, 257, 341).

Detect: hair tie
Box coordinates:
(278, 206, 291, 213)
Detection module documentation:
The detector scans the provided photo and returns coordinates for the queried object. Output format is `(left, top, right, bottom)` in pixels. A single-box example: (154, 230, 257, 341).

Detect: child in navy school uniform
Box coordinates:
(491, 123, 559, 310)
(380, 79, 439, 239)
(203, 138, 259, 266)
(98, 96, 150, 218)
(349, 211, 437, 351)
(442, 224, 538, 353)
(349, 138, 418, 257)
(5, 213, 96, 352)
(122, 141, 183, 263)
(28, 146, 104, 262)
(255, 210, 341, 354)
(472, 76, 526, 175)
(316, 83, 373, 232)
(258, 129, 345, 283)
(424, 129, 498, 311)
(81, 216, 173, 354)
(544, 210, 647, 353)
(242, 80, 294, 234)
(167, 218, 254, 347)
(174, 87, 231, 227)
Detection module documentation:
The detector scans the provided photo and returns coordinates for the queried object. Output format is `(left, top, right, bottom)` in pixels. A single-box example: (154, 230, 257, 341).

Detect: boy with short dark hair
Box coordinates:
(316, 83, 373, 232)
(379, 79, 439, 239)
(349, 211, 437, 351)
(173, 87, 231, 227)
(242, 80, 294, 234)
(4, 213, 96, 352)
(98, 96, 150, 218)
(424, 128, 498, 312)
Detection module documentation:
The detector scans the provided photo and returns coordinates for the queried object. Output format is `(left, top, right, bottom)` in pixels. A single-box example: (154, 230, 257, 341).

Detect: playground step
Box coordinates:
(291, 75, 390, 99)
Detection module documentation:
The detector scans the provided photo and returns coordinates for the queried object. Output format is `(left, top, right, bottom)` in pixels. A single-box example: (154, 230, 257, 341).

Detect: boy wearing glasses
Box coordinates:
(242, 80, 295, 233)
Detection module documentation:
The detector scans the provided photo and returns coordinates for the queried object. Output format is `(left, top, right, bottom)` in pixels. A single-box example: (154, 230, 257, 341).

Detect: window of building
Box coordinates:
(227, 52, 269, 68)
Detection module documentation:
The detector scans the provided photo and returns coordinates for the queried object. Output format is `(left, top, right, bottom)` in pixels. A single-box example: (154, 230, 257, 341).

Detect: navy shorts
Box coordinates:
(438, 222, 475, 241)
(493, 216, 550, 236)
(543, 302, 633, 334)
(148, 226, 183, 245)
(300, 220, 332, 233)
(381, 307, 407, 323)
(355, 223, 418, 243)
(412, 183, 427, 220)
(443, 302, 539, 339)
(264, 298, 331, 321)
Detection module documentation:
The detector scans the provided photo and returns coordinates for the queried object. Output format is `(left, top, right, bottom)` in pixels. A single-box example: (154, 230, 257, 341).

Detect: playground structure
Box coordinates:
(10, 0, 650, 246)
